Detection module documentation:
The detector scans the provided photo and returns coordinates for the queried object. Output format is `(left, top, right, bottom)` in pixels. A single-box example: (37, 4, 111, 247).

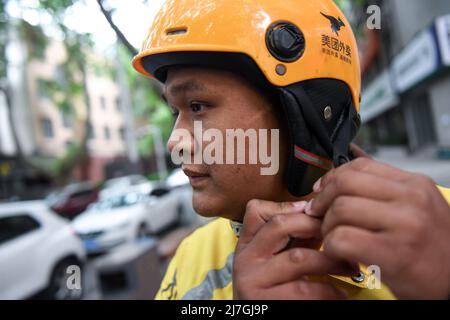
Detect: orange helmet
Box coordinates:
(133, 0, 362, 196)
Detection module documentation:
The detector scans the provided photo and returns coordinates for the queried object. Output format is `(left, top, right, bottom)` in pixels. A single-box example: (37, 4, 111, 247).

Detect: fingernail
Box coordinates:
(313, 178, 322, 193)
(292, 201, 307, 210)
(305, 199, 314, 215)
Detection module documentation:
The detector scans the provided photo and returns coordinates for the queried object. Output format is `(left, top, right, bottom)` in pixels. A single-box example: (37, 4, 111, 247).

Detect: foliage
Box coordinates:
(118, 44, 174, 158)
(18, 19, 48, 60)
(334, 0, 372, 40)
(3, 0, 175, 181)
(1, 0, 98, 182)
(52, 141, 83, 175)
(0, 0, 8, 80)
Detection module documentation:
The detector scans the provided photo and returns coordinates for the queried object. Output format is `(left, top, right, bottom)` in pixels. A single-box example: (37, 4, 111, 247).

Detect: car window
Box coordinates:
(0, 214, 41, 245)
(130, 176, 147, 185)
(71, 190, 93, 199)
(150, 188, 170, 197)
(104, 179, 123, 188)
(90, 193, 144, 212)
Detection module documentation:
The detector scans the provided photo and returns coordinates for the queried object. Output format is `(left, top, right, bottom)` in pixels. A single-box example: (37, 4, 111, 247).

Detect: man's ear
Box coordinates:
(349, 143, 371, 159)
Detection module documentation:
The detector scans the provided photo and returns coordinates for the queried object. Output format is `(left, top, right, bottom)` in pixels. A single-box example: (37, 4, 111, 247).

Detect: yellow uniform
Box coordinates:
(155, 187, 450, 300)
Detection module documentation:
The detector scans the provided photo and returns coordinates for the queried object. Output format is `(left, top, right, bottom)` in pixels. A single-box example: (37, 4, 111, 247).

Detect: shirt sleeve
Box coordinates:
(438, 186, 450, 205)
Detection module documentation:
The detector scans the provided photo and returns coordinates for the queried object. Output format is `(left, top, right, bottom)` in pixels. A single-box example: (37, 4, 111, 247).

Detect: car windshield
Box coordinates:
(104, 176, 148, 189)
(90, 193, 143, 211)
(45, 192, 67, 206)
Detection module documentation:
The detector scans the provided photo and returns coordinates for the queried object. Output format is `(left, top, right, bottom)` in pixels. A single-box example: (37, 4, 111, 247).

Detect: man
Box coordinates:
(132, 0, 450, 299)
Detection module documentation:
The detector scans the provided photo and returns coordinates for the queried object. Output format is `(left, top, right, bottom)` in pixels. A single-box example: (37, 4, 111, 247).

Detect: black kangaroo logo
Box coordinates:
(161, 270, 178, 300)
(321, 12, 346, 36)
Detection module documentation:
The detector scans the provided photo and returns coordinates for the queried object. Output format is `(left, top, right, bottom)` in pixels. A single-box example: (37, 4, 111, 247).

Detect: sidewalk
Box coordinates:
(373, 146, 450, 188)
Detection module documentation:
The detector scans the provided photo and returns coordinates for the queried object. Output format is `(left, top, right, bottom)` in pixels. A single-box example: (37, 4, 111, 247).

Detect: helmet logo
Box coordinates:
(266, 21, 305, 62)
(320, 12, 345, 36)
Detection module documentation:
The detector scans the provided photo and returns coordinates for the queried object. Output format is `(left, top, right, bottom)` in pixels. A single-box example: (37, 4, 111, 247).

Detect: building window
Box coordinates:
(100, 96, 107, 110)
(119, 127, 126, 141)
(41, 118, 54, 138)
(88, 123, 95, 140)
(55, 65, 68, 89)
(61, 112, 73, 128)
(104, 126, 111, 140)
(116, 97, 121, 111)
(37, 79, 47, 98)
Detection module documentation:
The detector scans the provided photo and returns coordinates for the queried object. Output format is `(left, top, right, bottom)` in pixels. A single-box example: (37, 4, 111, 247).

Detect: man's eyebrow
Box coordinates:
(167, 80, 207, 98)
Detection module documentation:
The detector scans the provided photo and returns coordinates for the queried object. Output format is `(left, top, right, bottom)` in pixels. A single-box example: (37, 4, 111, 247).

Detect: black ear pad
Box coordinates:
(279, 89, 330, 196)
(278, 79, 360, 197)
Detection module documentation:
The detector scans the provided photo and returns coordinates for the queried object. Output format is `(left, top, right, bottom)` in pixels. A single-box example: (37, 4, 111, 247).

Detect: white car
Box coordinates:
(72, 190, 180, 254)
(99, 175, 154, 200)
(165, 169, 211, 226)
(166, 168, 189, 188)
(0, 201, 86, 300)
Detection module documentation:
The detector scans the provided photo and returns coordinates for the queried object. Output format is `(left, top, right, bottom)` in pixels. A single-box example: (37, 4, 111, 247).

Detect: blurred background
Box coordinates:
(0, 0, 449, 300)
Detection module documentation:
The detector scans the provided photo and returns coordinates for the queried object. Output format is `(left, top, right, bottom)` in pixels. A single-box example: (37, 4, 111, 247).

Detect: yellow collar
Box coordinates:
(229, 220, 369, 288)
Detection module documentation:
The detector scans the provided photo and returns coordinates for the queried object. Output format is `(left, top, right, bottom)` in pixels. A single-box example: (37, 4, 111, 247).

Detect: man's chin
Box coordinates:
(191, 192, 219, 218)
(192, 191, 245, 221)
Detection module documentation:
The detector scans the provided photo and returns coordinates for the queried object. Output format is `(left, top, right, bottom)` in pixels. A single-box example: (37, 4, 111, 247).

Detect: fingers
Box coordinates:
(309, 170, 406, 218)
(261, 248, 357, 286)
(322, 225, 390, 267)
(244, 213, 321, 257)
(349, 143, 371, 159)
(238, 199, 308, 250)
(314, 158, 413, 194)
(321, 196, 405, 234)
(259, 280, 347, 300)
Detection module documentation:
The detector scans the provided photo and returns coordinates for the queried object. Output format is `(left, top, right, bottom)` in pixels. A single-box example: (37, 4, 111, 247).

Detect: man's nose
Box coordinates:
(166, 119, 196, 158)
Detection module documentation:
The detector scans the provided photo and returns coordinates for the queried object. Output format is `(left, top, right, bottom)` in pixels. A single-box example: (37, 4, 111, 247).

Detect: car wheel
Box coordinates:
(176, 204, 188, 226)
(44, 259, 83, 300)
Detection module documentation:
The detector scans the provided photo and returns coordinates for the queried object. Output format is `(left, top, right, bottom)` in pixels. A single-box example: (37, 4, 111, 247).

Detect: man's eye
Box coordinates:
(190, 101, 208, 114)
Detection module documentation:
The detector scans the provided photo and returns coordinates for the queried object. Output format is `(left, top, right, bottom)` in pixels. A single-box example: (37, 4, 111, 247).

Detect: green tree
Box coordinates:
(2, 0, 173, 185)
(0, 0, 98, 184)
(97, 0, 173, 160)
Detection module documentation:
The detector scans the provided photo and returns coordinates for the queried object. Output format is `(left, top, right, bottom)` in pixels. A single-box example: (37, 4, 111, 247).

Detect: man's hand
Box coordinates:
(307, 157, 450, 299)
(349, 143, 371, 159)
(233, 199, 356, 300)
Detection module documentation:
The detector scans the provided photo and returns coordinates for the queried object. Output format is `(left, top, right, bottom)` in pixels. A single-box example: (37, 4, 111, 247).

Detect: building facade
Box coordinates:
(1, 34, 131, 193)
(356, 0, 450, 157)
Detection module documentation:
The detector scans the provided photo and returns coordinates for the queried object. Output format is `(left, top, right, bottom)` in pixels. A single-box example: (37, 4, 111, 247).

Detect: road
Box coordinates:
(374, 146, 450, 188)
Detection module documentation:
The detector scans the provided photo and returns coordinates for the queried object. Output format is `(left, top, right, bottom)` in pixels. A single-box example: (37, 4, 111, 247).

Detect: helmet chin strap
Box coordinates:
(278, 81, 360, 197)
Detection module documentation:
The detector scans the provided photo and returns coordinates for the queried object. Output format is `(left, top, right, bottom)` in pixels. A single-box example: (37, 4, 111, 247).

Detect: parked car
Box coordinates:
(99, 175, 154, 200)
(0, 201, 86, 300)
(72, 188, 180, 254)
(46, 182, 99, 220)
(165, 169, 209, 226)
(166, 168, 189, 188)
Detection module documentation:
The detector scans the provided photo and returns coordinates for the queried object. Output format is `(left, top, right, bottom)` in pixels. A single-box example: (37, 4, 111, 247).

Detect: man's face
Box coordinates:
(164, 67, 296, 221)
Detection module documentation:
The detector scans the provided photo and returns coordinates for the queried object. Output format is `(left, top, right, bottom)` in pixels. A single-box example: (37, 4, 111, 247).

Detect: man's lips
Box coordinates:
(182, 168, 210, 178)
(182, 167, 210, 187)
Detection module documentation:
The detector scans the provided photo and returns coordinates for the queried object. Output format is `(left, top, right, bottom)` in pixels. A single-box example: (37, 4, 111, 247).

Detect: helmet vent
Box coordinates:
(266, 21, 305, 62)
(166, 27, 188, 36)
